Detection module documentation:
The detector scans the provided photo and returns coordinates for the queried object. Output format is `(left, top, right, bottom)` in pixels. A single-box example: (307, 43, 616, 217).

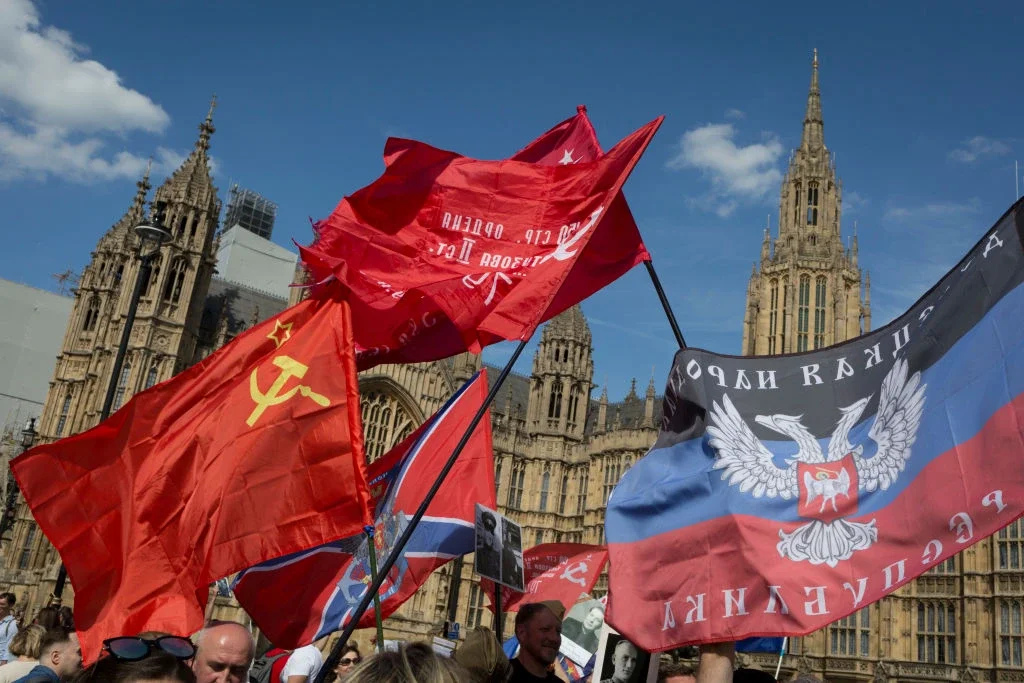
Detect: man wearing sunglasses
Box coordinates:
(191, 621, 256, 683)
(11, 628, 81, 682)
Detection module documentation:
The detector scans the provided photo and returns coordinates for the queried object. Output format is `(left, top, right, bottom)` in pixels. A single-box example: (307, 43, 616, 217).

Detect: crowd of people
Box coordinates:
(0, 594, 824, 682)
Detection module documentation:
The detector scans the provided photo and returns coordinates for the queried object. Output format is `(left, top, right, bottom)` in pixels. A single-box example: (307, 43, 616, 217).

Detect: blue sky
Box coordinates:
(1, 0, 1021, 400)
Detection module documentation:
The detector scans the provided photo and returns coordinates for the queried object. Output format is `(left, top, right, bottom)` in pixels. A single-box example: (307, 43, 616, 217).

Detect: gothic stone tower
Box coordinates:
(741, 50, 869, 356)
(1, 102, 221, 606)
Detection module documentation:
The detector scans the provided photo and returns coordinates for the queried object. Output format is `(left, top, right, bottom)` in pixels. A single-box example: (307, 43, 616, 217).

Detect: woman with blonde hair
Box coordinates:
(0, 624, 45, 682)
(346, 642, 467, 683)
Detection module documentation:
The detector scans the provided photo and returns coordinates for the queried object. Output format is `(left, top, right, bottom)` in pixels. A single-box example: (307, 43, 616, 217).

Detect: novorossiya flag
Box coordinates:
(11, 290, 370, 662)
(605, 200, 1024, 650)
(300, 116, 662, 369)
(233, 371, 495, 647)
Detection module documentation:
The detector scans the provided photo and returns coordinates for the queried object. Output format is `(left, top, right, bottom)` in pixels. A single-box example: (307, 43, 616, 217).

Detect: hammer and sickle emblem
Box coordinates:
(560, 561, 588, 587)
(247, 355, 330, 427)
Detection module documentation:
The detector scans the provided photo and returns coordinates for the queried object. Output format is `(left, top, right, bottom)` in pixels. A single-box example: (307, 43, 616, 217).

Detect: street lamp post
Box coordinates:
(52, 214, 172, 604)
(0, 418, 38, 541)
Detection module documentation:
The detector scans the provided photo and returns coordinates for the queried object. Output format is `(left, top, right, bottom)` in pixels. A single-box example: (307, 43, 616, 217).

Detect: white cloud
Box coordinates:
(844, 190, 869, 214)
(883, 198, 981, 222)
(0, 0, 177, 183)
(666, 122, 783, 217)
(948, 136, 1011, 163)
(725, 108, 745, 120)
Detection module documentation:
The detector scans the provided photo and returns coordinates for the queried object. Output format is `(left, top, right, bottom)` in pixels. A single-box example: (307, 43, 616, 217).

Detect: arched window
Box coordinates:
(793, 182, 801, 213)
(494, 457, 502, 496)
(114, 264, 124, 285)
(175, 214, 188, 237)
(55, 392, 72, 436)
(577, 471, 588, 515)
(18, 525, 36, 570)
(814, 276, 827, 349)
(562, 348, 568, 362)
(768, 279, 779, 355)
(539, 470, 551, 511)
(145, 364, 159, 390)
(507, 463, 525, 509)
(548, 383, 562, 420)
(568, 385, 580, 424)
(113, 363, 132, 410)
(1000, 600, 1024, 666)
(360, 390, 416, 462)
(806, 182, 819, 226)
(558, 473, 569, 514)
(82, 298, 100, 332)
(917, 601, 956, 663)
(146, 258, 162, 299)
(188, 216, 198, 241)
(163, 258, 187, 305)
(797, 275, 811, 352)
(552, 345, 559, 362)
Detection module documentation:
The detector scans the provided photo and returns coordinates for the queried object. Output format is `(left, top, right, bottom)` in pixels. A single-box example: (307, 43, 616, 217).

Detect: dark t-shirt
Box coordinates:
(510, 658, 560, 683)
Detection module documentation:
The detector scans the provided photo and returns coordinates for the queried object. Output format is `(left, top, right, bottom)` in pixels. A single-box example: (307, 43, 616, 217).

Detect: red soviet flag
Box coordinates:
(481, 543, 608, 614)
(301, 115, 662, 368)
(11, 289, 371, 662)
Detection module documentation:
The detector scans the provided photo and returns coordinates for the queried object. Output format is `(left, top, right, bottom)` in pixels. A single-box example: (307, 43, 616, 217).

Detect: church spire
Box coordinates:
(197, 95, 216, 155)
(801, 49, 824, 151)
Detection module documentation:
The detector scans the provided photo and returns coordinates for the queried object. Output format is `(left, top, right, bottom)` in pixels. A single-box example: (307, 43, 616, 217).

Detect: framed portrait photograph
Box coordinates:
(592, 624, 658, 683)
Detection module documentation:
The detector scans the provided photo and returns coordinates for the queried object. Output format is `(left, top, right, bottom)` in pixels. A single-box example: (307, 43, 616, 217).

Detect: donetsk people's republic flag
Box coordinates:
(606, 200, 1024, 651)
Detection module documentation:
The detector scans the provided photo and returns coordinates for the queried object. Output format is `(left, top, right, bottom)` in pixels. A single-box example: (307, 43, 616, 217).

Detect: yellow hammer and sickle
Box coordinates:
(247, 355, 330, 427)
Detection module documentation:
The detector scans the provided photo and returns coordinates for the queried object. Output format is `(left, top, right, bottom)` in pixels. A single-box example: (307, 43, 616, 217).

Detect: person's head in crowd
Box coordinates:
(514, 602, 562, 675)
(9, 624, 45, 660)
(58, 606, 74, 630)
(191, 621, 255, 683)
(582, 605, 605, 633)
(657, 661, 696, 683)
(0, 592, 15, 621)
(37, 628, 82, 679)
(454, 627, 511, 683)
(608, 639, 638, 683)
(733, 667, 777, 683)
(72, 649, 197, 683)
(346, 641, 466, 683)
(33, 606, 61, 629)
(333, 644, 362, 681)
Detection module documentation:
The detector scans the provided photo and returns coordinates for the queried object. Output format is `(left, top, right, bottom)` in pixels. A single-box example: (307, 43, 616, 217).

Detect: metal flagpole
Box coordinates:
(363, 526, 386, 653)
(315, 338, 532, 683)
(643, 260, 687, 349)
(774, 637, 788, 679)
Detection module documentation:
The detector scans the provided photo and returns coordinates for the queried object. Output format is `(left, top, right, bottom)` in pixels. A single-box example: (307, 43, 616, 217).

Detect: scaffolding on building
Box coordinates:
(222, 184, 277, 240)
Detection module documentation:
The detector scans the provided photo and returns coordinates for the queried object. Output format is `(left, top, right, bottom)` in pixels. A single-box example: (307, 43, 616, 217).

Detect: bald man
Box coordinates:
(192, 620, 256, 683)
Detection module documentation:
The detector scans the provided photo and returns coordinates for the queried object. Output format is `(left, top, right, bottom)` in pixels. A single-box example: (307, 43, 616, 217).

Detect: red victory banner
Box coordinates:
(300, 115, 662, 369)
(482, 543, 608, 614)
(12, 291, 371, 662)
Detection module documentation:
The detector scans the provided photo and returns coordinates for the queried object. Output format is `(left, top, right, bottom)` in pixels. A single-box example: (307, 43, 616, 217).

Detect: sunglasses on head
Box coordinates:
(103, 636, 196, 661)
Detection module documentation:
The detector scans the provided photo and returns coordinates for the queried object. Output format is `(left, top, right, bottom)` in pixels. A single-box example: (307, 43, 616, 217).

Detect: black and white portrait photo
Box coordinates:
(474, 504, 524, 590)
(593, 626, 657, 683)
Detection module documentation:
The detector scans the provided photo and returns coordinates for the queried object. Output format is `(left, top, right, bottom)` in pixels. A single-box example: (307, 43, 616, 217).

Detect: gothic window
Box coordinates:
(467, 583, 486, 629)
(830, 608, 870, 657)
(175, 214, 187, 237)
(603, 458, 621, 505)
(82, 298, 100, 333)
(814, 276, 827, 349)
(495, 458, 502, 496)
(797, 275, 810, 352)
(999, 519, 1024, 569)
(115, 264, 124, 285)
(562, 348, 568, 362)
(163, 258, 187, 305)
(55, 392, 72, 436)
(927, 556, 957, 574)
(568, 385, 580, 424)
(145, 364, 159, 390)
(507, 462, 525, 509)
(768, 279, 779, 355)
(146, 259, 161, 298)
(781, 277, 789, 352)
(188, 216, 198, 241)
(113, 363, 132, 411)
(539, 470, 551, 511)
(18, 525, 36, 570)
(559, 473, 569, 514)
(806, 182, 819, 225)
(361, 390, 415, 462)
(1001, 600, 1024, 666)
(534, 529, 543, 546)
(917, 601, 956, 663)
(552, 345, 559, 362)
(793, 183, 801, 213)
(577, 471, 589, 515)
(548, 383, 562, 420)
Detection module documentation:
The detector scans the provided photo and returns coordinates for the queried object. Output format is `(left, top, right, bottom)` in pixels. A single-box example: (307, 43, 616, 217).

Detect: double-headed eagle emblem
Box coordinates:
(707, 357, 926, 567)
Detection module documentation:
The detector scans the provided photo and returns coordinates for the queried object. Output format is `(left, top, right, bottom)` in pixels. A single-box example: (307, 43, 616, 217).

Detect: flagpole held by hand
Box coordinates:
(315, 338, 532, 683)
(364, 525, 386, 654)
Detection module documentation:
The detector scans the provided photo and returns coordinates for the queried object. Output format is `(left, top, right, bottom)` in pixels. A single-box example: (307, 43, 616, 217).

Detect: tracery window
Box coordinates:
(797, 275, 810, 352)
(806, 182, 819, 225)
(1001, 600, 1024, 667)
(999, 519, 1024, 569)
(539, 469, 551, 511)
(814, 276, 827, 349)
(830, 608, 870, 657)
(113, 363, 132, 410)
(768, 279, 778, 355)
(361, 390, 416, 462)
(917, 601, 956, 663)
(55, 393, 72, 436)
(548, 383, 562, 420)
